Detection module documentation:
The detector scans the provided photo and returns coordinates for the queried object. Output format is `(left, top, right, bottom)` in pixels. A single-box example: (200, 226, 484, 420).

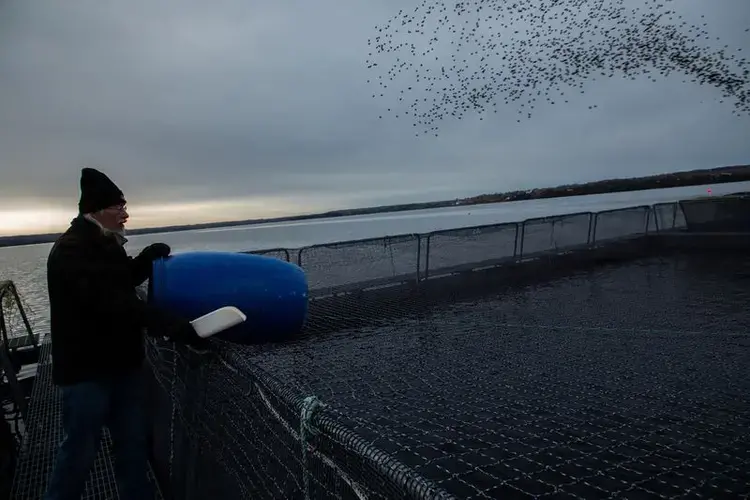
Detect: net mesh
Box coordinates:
(652, 203, 687, 232)
(234, 256, 750, 499)
(424, 223, 517, 278)
(245, 248, 292, 263)
(143, 248, 750, 499)
(520, 212, 593, 258)
(299, 235, 422, 295)
(139, 201, 750, 499)
(592, 206, 651, 243)
(145, 339, 452, 500)
(679, 194, 750, 232)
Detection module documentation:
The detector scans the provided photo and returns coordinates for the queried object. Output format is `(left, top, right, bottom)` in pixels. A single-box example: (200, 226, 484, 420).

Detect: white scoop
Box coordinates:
(190, 306, 247, 338)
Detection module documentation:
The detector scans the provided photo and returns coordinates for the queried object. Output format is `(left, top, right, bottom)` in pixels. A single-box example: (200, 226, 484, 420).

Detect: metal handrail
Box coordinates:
(253, 202, 685, 291)
(0, 203, 688, 334)
(0, 281, 38, 349)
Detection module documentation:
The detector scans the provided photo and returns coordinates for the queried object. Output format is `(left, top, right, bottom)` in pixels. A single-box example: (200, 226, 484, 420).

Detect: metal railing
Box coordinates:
(0, 281, 37, 441)
(242, 202, 687, 296)
(0, 281, 37, 353)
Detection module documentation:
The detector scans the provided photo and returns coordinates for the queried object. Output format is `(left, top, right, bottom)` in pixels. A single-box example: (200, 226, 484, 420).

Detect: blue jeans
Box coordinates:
(44, 369, 154, 500)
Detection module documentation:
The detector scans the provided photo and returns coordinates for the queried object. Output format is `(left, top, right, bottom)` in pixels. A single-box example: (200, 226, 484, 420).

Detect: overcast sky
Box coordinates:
(0, 0, 748, 235)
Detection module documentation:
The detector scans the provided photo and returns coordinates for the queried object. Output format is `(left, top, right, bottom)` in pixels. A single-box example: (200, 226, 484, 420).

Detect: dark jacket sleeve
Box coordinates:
(51, 241, 168, 334)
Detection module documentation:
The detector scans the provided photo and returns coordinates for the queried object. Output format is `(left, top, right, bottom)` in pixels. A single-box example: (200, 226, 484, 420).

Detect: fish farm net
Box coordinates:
(143, 206, 750, 499)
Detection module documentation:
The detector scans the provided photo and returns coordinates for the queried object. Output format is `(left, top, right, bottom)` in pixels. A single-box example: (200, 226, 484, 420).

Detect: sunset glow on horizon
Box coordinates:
(0, 197, 329, 237)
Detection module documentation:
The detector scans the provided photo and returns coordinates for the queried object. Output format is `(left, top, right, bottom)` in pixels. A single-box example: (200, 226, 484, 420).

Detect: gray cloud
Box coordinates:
(0, 0, 748, 225)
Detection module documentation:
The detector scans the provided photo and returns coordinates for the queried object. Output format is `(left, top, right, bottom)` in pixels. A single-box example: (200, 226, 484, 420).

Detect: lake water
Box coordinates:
(1, 180, 748, 335)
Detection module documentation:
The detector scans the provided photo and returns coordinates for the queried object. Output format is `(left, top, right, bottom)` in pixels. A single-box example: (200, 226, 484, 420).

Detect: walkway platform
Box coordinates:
(9, 340, 164, 500)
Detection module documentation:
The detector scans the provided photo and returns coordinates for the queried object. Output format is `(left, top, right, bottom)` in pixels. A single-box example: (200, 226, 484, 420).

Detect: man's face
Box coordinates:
(97, 203, 129, 232)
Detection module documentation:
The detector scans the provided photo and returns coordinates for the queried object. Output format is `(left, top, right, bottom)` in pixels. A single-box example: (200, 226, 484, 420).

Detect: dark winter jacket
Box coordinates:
(46, 216, 168, 386)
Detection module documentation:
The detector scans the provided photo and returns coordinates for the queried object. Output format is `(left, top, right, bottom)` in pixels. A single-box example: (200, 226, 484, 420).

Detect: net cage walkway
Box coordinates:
(8, 339, 165, 500)
(7, 194, 750, 499)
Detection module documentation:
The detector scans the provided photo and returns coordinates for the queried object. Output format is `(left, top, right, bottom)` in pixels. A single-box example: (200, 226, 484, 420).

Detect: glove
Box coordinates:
(139, 243, 171, 262)
(164, 316, 212, 351)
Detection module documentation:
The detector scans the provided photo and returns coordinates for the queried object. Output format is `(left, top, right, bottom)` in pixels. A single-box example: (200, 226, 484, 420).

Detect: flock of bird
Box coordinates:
(365, 0, 750, 136)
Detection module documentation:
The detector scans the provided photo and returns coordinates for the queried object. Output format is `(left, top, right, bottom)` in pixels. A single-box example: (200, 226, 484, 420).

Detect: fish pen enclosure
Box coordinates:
(7, 194, 750, 499)
(142, 194, 750, 500)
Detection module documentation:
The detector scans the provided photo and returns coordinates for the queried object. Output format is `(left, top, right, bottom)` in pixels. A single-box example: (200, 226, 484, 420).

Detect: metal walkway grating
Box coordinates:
(10, 340, 164, 500)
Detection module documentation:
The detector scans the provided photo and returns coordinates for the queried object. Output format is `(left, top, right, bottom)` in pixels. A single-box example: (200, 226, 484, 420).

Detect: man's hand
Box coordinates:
(162, 314, 212, 351)
(139, 243, 171, 262)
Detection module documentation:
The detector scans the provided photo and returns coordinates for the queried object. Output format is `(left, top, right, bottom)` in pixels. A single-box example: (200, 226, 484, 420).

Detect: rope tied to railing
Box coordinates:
(300, 395, 327, 500)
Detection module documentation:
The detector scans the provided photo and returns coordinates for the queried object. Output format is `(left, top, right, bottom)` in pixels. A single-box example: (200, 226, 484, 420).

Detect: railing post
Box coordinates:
(518, 221, 526, 259)
(550, 218, 557, 250)
(672, 202, 678, 229)
(512, 223, 519, 258)
(423, 235, 431, 280)
(297, 249, 303, 267)
(415, 234, 421, 284)
(9, 283, 37, 348)
(591, 214, 599, 245)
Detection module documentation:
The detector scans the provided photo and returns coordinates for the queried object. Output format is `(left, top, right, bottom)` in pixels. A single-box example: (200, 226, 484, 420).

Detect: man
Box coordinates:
(44, 167, 208, 500)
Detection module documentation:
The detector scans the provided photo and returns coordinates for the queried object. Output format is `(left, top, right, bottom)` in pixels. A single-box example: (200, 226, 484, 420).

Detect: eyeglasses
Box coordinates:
(104, 205, 128, 213)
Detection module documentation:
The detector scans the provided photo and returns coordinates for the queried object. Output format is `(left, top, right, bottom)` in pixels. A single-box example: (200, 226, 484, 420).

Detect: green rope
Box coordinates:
(300, 395, 327, 500)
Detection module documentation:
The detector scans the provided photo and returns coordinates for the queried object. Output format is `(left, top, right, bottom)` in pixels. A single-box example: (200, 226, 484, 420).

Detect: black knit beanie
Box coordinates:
(78, 167, 126, 214)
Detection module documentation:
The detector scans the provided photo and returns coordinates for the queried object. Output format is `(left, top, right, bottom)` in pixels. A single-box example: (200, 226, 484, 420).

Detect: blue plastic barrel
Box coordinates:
(148, 251, 308, 344)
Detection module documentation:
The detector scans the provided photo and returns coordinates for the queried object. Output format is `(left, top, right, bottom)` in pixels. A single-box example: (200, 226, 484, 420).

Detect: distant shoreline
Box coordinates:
(1, 163, 748, 248)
